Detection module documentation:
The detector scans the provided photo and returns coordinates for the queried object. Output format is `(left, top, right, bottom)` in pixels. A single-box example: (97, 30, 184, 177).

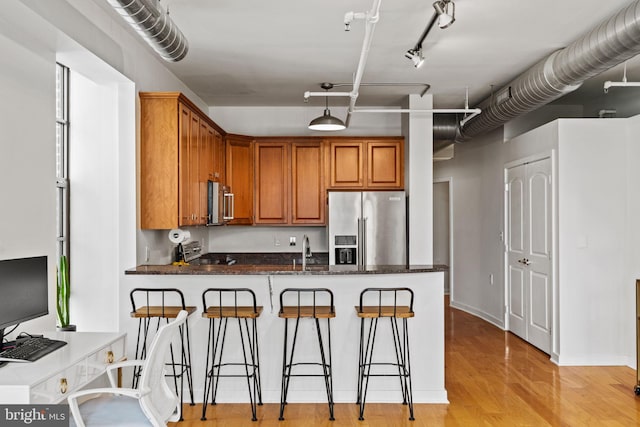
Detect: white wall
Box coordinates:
(436, 116, 640, 367)
(433, 181, 450, 293)
(624, 115, 640, 368)
(2, 0, 213, 333)
(556, 119, 630, 365)
(67, 69, 133, 332)
(435, 122, 560, 327)
(0, 1, 58, 337)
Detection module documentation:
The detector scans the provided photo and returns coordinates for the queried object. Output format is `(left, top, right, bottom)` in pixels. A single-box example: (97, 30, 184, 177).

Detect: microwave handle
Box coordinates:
(223, 193, 234, 220)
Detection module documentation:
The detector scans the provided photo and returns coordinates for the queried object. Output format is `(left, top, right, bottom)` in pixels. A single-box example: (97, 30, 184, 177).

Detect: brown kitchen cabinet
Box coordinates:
(291, 140, 325, 224)
(254, 139, 325, 225)
(199, 120, 216, 223)
(254, 141, 289, 224)
(327, 137, 403, 190)
(225, 134, 254, 225)
(140, 92, 224, 229)
(366, 138, 404, 188)
(327, 139, 365, 188)
(212, 129, 225, 182)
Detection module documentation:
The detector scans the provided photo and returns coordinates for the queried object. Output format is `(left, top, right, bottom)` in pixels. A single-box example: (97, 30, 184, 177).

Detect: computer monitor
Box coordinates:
(0, 256, 48, 350)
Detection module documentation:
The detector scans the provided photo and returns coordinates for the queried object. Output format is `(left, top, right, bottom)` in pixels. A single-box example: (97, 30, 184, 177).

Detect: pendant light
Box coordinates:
(308, 83, 346, 131)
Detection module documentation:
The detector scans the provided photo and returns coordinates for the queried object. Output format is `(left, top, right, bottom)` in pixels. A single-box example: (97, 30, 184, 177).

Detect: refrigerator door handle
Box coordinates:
(357, 218, 363, 266)
(362, 217, 367, 267)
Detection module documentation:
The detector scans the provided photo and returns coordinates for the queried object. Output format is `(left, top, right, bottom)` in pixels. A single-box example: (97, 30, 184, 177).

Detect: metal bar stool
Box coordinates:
(130, 288, 196, 421)
(201, 288, 263, 422)
(278, 288, 335, 421)
(355, 287, 415, 421)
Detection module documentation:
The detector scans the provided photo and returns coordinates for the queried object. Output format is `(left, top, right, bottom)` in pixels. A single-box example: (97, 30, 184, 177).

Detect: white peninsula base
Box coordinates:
(121, 270, 447, 404)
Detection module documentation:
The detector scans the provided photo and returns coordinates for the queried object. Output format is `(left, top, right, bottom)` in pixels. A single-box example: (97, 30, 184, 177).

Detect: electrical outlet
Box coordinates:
(289, 236, 296, 246)
(274, 236, 281, 247)
(489, 273, 494, 285)
(145, 246, 150, 262)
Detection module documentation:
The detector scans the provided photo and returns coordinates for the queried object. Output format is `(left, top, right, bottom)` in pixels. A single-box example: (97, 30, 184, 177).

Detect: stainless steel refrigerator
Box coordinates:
(328, 191, 407, 266)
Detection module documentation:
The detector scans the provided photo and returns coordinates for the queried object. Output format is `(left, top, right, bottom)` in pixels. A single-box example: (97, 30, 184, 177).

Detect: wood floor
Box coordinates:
(171, 298, 640, 426)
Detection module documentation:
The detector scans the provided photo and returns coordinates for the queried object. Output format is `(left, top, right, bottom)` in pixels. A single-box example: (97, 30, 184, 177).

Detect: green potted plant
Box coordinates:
(56, 255, 76, 331)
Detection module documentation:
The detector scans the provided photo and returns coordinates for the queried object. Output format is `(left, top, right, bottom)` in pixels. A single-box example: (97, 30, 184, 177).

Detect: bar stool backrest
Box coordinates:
(279, 288, 335, 318)
(358, 287, 414, 317)
(130, 288, 188, 318)
(201, 288, 259, 317)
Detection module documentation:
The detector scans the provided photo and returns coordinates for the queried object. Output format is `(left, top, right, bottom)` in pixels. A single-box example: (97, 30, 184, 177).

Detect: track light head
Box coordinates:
(405, 48, 425, 68)
(433, 1, 455, 29)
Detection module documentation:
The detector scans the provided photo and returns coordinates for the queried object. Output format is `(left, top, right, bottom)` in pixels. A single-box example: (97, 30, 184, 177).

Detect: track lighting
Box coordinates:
(308, 83, 346, 131)
(433, 0, 455, 29)
(405, 48, 425, 68)
(404, 0, 455, 69)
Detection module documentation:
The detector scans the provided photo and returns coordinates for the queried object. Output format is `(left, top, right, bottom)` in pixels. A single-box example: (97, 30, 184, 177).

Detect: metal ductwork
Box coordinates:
(107, 0, 188, 62)
(432, 113, 460, 151)
(433, 0, 640, 141)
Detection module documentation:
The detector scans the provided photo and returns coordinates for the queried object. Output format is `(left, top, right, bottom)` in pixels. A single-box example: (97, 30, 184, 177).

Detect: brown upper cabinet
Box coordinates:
(366, 138, 404, 188)
(139, 92, 225, 229)
(327, 139, 365, 188)
(254, 140, 289, 224)
(254, 138, 325, 225)
(140, 92, 402, 229)
(327, 137, 404, 189)
(225, 134, 254, 225)
(291, 141, 325, 224)
(212, 130, 225, 183)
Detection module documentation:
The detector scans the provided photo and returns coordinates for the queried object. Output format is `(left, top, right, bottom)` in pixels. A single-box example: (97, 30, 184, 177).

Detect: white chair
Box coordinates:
(68, 310, 188, 427)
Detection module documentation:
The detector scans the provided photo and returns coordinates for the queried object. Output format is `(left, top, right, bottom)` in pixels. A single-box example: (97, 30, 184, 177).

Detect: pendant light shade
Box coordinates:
(309, 108, 346, 131)
(308, 83, 346, 131)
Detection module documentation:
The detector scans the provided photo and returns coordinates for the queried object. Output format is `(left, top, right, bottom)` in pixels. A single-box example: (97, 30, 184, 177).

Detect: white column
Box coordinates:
(404, 94, 433, 264)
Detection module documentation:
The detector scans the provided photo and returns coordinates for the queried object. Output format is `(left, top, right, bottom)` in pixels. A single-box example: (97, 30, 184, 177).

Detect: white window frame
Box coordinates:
(56, 63, 70, 259)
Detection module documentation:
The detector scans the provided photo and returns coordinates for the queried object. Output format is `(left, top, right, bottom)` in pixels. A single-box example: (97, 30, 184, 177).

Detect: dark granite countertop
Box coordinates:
(125, 263, 448, 276)
(195, 252, 329, 266)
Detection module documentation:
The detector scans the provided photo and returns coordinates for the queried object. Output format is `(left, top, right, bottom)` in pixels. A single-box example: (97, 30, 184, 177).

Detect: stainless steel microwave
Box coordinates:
(207, 181, 234, 225)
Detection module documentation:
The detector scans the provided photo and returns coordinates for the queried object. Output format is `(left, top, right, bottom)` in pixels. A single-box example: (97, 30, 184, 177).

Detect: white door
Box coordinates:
(506, 157, 552, 354)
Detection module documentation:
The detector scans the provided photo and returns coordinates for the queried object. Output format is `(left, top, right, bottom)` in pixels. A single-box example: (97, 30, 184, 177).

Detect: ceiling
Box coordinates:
(144, 0, 639, 112)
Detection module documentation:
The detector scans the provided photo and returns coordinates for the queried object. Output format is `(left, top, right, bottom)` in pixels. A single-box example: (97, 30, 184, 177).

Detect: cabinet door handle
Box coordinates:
(223, 193, 235, 220)
(60, 378, 68, 394)
(106, 350, 115, 364)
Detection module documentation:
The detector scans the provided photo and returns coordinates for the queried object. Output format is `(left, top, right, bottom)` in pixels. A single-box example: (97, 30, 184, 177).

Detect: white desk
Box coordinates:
(0, 331, 126, 404)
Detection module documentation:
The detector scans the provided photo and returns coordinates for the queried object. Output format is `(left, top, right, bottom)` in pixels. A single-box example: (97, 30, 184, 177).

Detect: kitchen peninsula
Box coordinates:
(123, 263, 448, 404)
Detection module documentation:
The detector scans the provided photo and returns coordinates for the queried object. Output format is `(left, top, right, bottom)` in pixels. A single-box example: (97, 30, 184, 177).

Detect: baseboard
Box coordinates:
(555, 354, 633, 367)
(449, 299, 504, 329)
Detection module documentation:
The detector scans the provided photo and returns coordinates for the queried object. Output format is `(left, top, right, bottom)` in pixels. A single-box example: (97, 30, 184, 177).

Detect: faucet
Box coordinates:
(302, 235, 312, 270)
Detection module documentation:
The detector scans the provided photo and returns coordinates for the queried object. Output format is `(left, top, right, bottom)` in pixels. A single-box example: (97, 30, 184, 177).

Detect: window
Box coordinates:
(56, 63, 70, 259)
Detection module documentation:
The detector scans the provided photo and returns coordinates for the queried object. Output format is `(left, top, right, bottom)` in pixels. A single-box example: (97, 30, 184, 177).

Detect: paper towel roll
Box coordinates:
(168, 229, 191, 244)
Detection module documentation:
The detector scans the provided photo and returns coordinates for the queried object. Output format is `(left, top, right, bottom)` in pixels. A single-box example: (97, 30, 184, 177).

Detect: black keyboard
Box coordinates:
(0, 337, 67, 362)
